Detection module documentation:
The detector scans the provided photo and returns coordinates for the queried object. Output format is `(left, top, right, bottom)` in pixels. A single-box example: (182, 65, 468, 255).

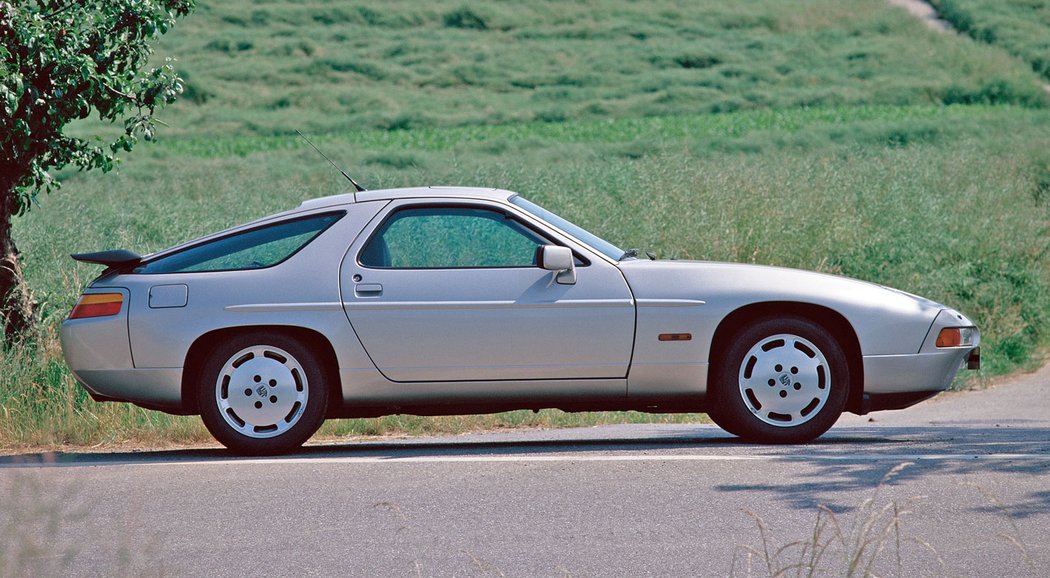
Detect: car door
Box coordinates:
(339, 199, 635, 382)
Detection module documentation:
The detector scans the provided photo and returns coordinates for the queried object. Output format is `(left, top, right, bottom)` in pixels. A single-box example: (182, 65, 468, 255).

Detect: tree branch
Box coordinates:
(42, 2, 76, 19)
(102, 82, 137, 102)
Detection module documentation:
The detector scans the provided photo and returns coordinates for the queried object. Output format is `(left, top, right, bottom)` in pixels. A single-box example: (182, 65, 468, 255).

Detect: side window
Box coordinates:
(360, 207, 547, 269)
(136, 212, 343, 274)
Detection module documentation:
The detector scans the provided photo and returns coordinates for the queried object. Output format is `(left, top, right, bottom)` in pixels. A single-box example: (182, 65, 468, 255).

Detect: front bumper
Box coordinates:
(857, 308, 980, 413)
(862, 348, 974, 395)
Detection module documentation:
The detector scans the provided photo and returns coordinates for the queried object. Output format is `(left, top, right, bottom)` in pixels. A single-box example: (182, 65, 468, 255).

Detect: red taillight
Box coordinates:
(69, 293, 123, 319)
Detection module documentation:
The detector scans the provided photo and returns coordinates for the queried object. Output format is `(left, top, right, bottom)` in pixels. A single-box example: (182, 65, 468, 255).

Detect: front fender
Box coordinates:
(620, 260, 942, 360)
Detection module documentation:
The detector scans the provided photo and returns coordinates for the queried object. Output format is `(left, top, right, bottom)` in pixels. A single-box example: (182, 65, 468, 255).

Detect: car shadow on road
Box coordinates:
(0, 427, 753, 467)
(7, 423, 1048, 518)
(711, 425, 1050, 514)
(3, 423, 1047, 463)
(4, 424, 1048, 519)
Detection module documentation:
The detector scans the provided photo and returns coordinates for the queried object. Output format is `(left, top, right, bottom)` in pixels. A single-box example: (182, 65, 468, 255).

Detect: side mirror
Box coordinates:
(536, 245, 576, 285)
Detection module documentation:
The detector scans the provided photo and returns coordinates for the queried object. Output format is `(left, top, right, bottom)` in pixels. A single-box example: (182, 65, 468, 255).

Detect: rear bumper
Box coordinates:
(62, 287, 187, 414)
(62, 305, 186, 413)
(68, 367, 186, 413)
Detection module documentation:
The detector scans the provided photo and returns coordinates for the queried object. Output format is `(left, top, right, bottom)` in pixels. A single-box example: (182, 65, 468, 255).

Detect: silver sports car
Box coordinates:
(62, 186, 981, 454)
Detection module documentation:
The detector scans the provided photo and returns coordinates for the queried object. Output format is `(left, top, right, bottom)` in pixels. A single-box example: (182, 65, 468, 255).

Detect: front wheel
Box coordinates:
(198, 332, 328, 455)
(708, 317, 849, 443)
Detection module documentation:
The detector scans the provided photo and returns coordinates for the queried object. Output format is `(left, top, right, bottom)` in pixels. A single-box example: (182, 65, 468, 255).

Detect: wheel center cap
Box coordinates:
(778, 373, 791, 386)
(225, 356, 299, 426)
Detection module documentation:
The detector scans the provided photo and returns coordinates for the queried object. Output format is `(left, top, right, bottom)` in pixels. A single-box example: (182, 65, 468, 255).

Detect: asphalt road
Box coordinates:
(3, 364, 1048, 577)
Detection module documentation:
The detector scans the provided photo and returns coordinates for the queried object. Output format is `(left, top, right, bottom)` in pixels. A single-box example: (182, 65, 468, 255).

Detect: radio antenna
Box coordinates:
(295, 129, 366, 199)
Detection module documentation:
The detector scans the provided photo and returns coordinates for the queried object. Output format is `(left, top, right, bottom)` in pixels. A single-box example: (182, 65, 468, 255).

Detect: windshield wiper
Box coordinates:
(620, 248, 639, 261)
(619, 248, 657, 261)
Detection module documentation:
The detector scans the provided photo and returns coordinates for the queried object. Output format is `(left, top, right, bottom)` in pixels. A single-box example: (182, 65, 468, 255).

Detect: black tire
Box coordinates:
(708, 316, 848, 443)
(198, 331, 328, 455)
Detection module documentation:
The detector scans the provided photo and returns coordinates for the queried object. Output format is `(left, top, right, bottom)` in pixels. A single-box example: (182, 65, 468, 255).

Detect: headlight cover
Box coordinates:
(921, 309, 981, 354)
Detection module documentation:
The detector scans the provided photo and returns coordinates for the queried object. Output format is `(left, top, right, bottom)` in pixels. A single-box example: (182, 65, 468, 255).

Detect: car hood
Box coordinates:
(616, 259, 946, 355)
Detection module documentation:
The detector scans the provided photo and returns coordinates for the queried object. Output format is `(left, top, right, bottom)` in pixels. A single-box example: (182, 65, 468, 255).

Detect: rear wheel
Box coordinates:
(708, 317, 848, 443)
(198, 332, 328, 455)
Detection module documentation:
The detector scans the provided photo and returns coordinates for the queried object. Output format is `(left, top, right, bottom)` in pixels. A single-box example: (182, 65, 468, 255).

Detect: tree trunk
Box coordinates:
(0, 201, 35, 341)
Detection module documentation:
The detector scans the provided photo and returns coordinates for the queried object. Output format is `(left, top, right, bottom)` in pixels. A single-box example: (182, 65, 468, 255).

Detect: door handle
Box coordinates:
(355, 283, 383, 297)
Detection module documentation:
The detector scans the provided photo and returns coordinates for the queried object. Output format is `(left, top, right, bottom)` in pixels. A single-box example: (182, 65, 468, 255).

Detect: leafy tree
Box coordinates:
(0, 0, 194, 339)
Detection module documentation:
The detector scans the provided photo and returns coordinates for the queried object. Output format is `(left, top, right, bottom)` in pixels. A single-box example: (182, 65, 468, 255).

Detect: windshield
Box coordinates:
(510, 195, 625, 261)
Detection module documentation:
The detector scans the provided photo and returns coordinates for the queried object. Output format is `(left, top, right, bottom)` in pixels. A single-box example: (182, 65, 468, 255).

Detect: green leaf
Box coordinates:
(1, 0, 195, 210)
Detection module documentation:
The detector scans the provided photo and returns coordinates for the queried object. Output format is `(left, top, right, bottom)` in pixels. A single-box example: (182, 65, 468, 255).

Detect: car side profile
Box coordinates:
(61, 186, 981, 454)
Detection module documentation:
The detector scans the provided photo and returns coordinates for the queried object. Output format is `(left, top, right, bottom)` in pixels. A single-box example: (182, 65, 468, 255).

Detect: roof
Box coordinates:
(297, 186, 516, 210)
(136, 187, 520, 263)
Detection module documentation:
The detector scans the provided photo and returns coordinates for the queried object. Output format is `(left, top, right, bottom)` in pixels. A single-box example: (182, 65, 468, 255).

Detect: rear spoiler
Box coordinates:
(71, 250, 142, 275)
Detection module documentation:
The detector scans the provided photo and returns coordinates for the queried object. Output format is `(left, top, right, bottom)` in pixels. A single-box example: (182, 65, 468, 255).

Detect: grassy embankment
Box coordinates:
(1, 0, 1049, 450)
(142, 0, 1048, 134)
(930, 0, 1050, 82)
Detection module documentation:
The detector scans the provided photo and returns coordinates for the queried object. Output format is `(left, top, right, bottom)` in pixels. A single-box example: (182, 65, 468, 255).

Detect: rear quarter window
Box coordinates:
(135, 212, 343, 274)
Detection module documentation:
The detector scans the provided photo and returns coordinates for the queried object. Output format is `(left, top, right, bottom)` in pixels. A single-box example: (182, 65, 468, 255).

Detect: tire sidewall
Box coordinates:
(712, 316, 848, 443)
(198, 331, 328, 455)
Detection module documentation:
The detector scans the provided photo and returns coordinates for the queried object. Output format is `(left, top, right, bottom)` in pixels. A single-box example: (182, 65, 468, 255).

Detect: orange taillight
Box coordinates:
(69, 293, 124, 319)
(936, 327, 961, 348)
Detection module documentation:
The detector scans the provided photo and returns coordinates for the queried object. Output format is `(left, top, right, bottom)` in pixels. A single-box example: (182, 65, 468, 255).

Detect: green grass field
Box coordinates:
(2, 0, 1049, 450)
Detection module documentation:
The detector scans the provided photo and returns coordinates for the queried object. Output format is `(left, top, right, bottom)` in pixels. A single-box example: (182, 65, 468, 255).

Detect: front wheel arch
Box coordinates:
(181, 325, 342, 417)
(707, 302, 864, 415)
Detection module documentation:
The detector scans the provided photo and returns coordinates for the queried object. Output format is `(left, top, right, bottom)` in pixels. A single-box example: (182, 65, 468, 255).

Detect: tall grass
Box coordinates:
(732, 463, 922, 577)
(3, 105, 1048, 449)
(729, 463, 1036, 576)
(0, 326, 210, 450)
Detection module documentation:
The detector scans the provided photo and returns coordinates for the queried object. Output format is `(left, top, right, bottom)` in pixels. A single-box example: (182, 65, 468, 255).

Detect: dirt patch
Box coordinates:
(886, 0, 952, 31)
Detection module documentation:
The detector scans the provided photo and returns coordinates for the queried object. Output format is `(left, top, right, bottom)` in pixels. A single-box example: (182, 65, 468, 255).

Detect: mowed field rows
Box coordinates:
(2, 0, 1049, 449)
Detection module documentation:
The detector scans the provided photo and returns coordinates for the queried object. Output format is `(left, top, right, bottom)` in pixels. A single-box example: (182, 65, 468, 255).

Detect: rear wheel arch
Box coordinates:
(708, 302, 864, 414)
(181, 325, 342, 416)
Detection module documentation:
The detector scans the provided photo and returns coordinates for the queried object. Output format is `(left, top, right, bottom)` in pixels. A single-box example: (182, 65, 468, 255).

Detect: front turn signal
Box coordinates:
(69, 293, 124, 319)
(935, 327, 976, 348)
